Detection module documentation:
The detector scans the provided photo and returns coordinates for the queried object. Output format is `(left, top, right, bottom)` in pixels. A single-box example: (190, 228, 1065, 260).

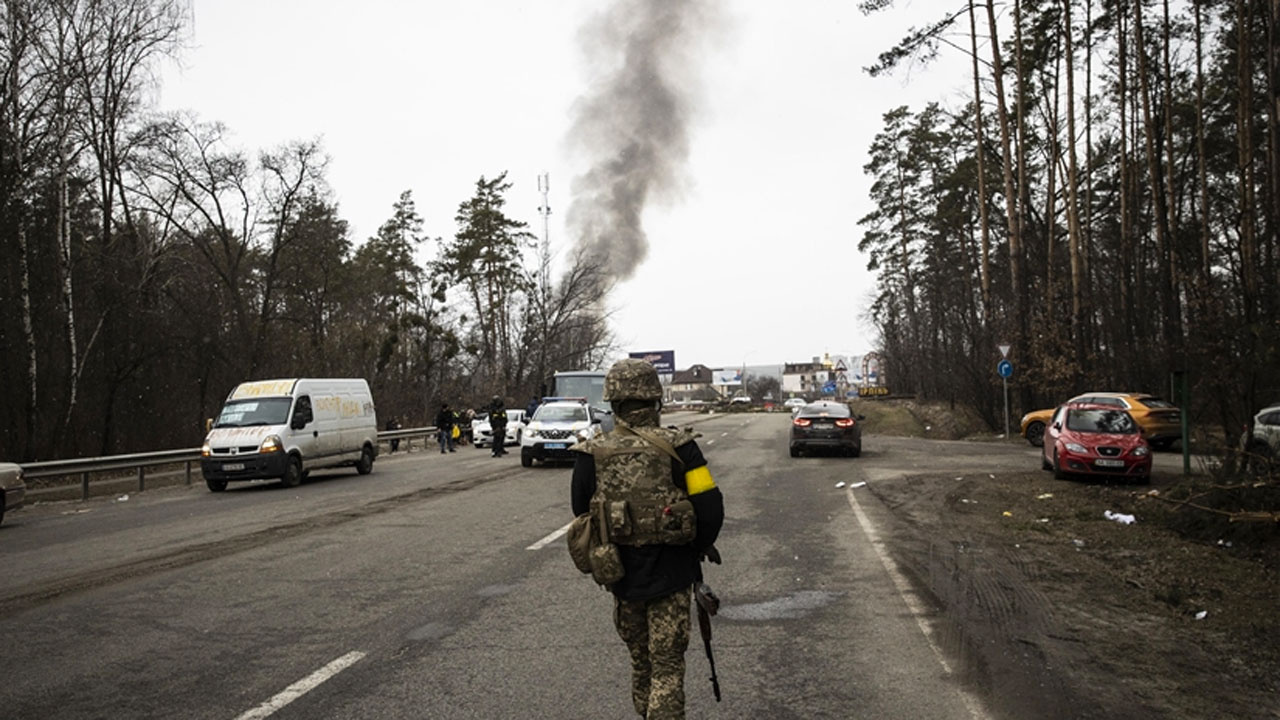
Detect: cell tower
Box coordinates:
(536, 171, 551, 292)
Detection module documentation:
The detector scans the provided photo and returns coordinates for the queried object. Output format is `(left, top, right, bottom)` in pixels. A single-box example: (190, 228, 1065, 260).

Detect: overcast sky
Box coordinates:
(158, 0, 968, 370)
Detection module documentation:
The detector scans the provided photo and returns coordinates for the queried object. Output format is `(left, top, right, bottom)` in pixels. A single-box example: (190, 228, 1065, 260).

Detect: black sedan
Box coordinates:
(790, 401, 863, 457)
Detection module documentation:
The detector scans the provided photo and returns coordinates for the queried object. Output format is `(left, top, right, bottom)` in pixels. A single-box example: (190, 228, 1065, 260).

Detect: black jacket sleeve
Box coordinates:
(674, 440, 724, 552)
(570, 452, 596, 517)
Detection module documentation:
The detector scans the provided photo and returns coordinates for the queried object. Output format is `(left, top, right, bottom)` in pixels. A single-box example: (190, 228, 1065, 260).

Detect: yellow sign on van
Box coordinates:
(230, 379, 298, 400)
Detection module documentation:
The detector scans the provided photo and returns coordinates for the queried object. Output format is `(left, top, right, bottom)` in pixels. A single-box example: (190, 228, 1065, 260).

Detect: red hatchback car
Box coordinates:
(1041, 403, 1152, 483)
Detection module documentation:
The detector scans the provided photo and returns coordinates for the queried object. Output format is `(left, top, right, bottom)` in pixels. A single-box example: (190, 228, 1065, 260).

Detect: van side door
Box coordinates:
(290, 395, 316, 460)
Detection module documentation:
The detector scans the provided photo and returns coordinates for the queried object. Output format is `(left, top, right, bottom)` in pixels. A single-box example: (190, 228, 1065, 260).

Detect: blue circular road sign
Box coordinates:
(997, 359, 1013, 378)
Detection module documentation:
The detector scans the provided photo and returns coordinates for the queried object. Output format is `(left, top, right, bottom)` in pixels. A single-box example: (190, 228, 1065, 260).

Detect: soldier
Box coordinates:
(570, 359, 725, 719)
(489, 396, 509, 457)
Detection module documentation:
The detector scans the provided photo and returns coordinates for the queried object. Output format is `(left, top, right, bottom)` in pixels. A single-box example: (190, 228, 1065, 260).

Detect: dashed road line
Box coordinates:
(234, 651, 366, 720)
(527, 520, 573, 550)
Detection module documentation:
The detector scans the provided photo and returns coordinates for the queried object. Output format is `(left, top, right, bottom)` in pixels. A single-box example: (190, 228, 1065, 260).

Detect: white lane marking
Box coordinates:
(845, 487, 992, 720)
(234, 651, 366, 720)
(528, 520, 573, 550)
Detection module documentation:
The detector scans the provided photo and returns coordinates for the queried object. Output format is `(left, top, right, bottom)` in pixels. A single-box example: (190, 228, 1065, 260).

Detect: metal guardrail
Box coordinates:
(18, 426, 441, 501)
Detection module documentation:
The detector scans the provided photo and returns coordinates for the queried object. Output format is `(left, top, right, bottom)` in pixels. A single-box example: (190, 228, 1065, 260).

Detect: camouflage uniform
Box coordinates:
(570, 359, 725, 720)
(615, 586, 691, 719)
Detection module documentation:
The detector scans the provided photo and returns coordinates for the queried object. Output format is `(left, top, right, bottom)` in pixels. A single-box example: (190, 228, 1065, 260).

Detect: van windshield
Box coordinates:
(214, 397, 292, 428)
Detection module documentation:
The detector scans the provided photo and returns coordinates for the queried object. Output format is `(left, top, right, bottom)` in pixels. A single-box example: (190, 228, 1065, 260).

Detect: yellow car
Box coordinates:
(1021, 392, 1182, 449)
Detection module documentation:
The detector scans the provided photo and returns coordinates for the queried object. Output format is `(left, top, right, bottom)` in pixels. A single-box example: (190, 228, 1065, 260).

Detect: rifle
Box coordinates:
(694, 581, 721, 702)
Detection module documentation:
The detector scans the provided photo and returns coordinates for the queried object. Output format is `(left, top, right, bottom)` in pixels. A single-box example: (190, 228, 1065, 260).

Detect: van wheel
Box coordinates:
(206, 478, 228, 492)
(281, 457, 302, 488)
(356, 446, 374, 475)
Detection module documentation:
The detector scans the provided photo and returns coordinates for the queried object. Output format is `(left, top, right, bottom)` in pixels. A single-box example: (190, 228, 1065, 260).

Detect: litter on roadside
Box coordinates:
(1002, 510, 1013, 517)
(960, 498, 976, 504)
(1104, 510, 1136, 525)
(988, 474, 995, 479)
(1037, 518, 1050, 523)
(1036, 493, 1054, 500)
(835, 481, 846, 488)
(1072, 539, 1086, 547)
(849, 481, 866, 488)
(1194, 610, 1208, 621)
(116, 494, 129, 502)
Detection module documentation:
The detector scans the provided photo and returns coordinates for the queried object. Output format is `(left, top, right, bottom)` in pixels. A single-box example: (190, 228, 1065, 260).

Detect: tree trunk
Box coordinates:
(1063, 0, 1087, 378)
(967, 0, 992, 327)
(1194, 0, 1211, 284)
(985, 0, 1026, 364)
(1238, 0, 1258, 322)
(8, 2, 39, 460)
(1159, 0, 1182, 359)
(1117, 1, 1136, 377)
(1134, 0, 1179, 374)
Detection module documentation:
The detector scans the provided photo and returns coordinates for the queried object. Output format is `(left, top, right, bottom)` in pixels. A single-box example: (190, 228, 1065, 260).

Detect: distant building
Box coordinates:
(667, 364, 717, 404)
(783, 353, 862, 398)
(782, 362, 825, 397)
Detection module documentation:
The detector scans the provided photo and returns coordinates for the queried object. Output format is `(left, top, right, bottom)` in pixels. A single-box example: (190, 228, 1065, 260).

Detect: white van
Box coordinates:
(201, 378, 378, 492)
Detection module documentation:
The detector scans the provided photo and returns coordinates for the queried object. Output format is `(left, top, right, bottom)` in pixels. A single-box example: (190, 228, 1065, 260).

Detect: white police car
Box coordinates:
(520, 398, 602, 467)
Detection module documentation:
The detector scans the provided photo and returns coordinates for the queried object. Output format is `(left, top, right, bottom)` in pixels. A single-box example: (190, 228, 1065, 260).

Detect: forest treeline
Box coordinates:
(858, 0, 1280, 442)
(0, 0, 613, 461)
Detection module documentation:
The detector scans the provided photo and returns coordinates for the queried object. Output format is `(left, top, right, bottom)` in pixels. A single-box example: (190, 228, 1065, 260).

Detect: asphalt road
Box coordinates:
(0, 413, 1193, 719)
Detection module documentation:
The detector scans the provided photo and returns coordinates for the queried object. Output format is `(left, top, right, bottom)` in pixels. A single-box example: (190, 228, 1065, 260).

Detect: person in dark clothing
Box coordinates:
(570, 359, 725, 719)
(526, 395, 540, 418)
(488, 396, 508, 457)
(434, 403, 456, 454)
(386, 416, 402, 452)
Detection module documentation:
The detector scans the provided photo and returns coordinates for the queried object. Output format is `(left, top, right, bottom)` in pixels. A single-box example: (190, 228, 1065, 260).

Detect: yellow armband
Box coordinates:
(684, 465, 716, 495)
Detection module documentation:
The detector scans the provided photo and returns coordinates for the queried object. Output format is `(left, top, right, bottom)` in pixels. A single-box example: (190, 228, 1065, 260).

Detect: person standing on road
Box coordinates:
(386, 416, 402, 453)
(570, 358, 724, 720)
(435, 403, 456, 454)
(488, 396, 508, 457)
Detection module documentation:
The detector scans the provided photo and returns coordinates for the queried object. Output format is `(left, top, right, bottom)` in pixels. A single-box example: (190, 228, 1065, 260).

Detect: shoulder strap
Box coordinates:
(616, 423, 684, 466)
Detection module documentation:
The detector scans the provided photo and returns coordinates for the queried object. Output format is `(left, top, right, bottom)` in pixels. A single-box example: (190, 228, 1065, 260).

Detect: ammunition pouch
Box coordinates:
(603, 498, 696, 546)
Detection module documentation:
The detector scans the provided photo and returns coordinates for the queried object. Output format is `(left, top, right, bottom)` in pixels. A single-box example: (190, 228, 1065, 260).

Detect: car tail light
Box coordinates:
(793, 418, 811, 427)
(835, 418, 855, 428)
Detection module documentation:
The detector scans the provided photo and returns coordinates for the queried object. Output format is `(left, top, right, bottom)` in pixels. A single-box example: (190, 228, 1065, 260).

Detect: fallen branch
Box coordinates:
(1146, 492, 1280, 523)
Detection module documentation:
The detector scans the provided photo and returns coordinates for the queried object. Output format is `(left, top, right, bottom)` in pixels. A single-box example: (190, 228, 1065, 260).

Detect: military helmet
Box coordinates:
(603, 359, 663, 402)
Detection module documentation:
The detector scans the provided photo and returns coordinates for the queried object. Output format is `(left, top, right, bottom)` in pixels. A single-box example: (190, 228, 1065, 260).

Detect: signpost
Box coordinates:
(997, 358, 1013, 438)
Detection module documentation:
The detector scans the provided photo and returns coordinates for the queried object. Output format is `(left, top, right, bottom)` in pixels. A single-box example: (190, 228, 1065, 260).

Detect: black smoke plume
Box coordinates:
(565, 0, 722, 282)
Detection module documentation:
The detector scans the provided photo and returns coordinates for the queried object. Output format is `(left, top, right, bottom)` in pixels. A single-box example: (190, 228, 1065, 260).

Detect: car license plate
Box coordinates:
(545, 443, 567, 450)
(1094, 459, 1124, 468)
(222, 462, 245, 471)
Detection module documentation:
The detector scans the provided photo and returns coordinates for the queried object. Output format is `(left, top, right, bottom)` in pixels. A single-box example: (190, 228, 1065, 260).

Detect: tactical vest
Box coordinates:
(582, 426, 698, 546)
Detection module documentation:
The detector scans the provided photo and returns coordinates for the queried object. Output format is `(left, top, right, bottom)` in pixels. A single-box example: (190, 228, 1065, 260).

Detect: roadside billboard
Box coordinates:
(712, 368, 743, 386)
(629, 350, 675, 374)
